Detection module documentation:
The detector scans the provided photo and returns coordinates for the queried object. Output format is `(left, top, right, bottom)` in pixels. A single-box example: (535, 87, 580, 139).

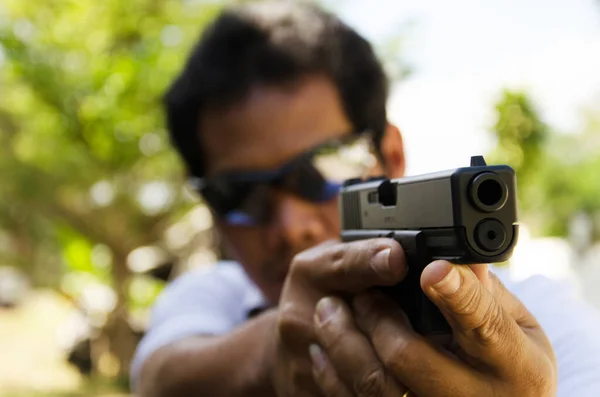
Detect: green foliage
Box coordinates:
(0, 0, 220, 284)
(0, 0, 231, 379)
(489, 91, 600, 240)
(488, 91, 549, 209)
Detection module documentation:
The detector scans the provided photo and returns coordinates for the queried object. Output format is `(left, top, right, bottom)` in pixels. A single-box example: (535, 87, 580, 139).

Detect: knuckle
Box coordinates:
(329, 248, 351, 280)
(290, 250, 311, 275)
(473, 300, 505, 346)
(320, 324, 347, 352)
(354, 366, 387, 397)
(277, 304, 311, 345)
(448, 275, 513, 347)
(290, 241, 344, 277)
(350, 238, 380, 258)
(382, 336, 414, 374)
(331, 240, 382, 279)
(453, 286, 483, 317)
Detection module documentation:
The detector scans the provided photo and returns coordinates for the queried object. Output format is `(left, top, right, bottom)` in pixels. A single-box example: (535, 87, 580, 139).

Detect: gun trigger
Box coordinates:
(470, 155, 487, 167)
(385, 231, 395, 238)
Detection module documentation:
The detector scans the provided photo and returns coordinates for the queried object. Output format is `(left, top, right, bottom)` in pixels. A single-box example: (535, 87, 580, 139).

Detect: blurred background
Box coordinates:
(0, 0, 598, 395)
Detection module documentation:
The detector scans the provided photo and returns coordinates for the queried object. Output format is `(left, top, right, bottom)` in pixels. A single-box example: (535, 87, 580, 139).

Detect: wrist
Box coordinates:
(246, 308, 279, 397)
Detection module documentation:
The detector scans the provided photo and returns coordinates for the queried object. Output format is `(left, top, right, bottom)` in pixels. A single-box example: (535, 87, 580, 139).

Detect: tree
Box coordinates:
(0, 0, 227, 381)
(487, 91, 550, 227)
(488, 90, 600, 242)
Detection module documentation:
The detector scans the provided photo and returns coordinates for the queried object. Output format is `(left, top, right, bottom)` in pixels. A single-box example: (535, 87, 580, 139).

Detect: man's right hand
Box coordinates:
(270, 238, 408, 397)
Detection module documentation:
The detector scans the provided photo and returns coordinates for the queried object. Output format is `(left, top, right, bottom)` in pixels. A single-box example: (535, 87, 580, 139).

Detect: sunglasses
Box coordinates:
(188, 132, 377, 226)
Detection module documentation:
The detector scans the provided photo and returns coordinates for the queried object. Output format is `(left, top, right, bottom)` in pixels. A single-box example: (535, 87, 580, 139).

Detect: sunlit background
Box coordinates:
(0, 0, 599, 395)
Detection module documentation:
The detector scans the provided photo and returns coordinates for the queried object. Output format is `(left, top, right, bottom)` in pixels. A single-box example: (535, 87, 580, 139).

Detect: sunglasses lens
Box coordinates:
(321, 180, 342, 200)
(221, 183, 272, 226)
(311, 135, 376, 184)
(223, 210, 257, 226)
(199, 133, 376, 226)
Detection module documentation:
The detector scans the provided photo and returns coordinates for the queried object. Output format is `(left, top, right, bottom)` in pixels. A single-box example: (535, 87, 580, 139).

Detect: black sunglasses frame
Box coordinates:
(188, 131, 376, 225)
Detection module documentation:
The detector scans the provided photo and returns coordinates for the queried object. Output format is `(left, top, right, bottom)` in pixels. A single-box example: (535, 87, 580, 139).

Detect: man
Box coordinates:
(132, 2, 600, 396)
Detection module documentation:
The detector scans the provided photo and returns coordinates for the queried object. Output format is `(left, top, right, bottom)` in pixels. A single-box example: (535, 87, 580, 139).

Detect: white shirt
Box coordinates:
(131, 261, 600, 395)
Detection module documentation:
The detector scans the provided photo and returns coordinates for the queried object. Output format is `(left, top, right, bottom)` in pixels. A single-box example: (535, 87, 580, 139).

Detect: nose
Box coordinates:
(265, 189, 328, 251)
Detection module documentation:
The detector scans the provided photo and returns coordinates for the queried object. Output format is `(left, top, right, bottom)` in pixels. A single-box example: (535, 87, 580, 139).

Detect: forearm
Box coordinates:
(138, 309, 278, 397)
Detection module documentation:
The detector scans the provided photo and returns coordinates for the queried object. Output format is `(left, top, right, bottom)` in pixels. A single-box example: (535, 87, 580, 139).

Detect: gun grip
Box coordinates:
(341, 230, 452, 337)
(376, 231, 452, 336)
(379, 260, 451, 337)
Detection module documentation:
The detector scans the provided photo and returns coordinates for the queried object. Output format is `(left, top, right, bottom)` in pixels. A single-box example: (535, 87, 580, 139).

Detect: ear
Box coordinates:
(380, 123, 406, 178)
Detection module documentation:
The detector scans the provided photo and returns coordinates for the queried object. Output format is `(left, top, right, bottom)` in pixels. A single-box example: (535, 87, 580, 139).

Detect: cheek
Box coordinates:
(220, 226, 264, 261)
(324, 198, 341, 231)
(219, 198, 341, 254)
(219, 227, 281, 302)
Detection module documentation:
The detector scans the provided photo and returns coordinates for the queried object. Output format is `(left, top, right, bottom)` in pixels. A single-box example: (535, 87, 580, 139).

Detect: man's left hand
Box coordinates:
(309, 261, 558, 397)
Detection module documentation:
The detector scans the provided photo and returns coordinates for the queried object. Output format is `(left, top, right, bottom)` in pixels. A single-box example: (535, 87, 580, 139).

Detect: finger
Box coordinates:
(487, 271, 539, 329)
(314, 296, 408, 397)
(455, 265, 538, 327)
(291, 238, 407, 293)
(278, 237, 405, 352)
(421, 261, 531, 374)
(467, 264, 491, 288)
(353, 291, 488, 397)
(309, 344, 355, 397)
(485, 272, 554, 367)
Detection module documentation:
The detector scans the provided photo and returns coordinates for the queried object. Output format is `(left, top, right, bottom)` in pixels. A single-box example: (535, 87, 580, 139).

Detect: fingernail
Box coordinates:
(316, 297, 338, 325)
(371, 248, 391, 277)
(433, 266, 461, 296)
(309, 344, 327, 372)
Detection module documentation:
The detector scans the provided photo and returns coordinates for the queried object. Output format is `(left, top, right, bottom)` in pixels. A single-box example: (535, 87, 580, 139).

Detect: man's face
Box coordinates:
(199, 75, 383, 303)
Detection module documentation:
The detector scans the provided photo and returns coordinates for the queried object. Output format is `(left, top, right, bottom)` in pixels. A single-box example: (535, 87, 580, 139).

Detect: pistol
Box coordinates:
(339, 156, 519, 336)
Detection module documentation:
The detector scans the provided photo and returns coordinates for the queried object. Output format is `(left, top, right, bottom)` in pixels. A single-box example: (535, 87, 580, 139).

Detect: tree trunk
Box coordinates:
(102, 251, 138, 382)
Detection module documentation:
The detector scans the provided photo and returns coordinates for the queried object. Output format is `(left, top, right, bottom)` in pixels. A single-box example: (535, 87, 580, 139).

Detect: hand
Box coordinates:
(270, 238, 408, 397)
(310, 261, 557, 397)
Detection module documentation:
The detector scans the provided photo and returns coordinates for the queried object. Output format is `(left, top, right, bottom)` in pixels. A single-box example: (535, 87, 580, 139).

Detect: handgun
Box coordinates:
(339, 156, 519, 336)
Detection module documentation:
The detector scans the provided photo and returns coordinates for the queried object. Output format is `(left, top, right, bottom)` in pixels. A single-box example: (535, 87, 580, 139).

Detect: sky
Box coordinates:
(328, 0, 600, 175)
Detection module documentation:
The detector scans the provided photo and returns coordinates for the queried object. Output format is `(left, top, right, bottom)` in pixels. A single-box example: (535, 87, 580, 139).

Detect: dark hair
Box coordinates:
(164, 1, 389, 178)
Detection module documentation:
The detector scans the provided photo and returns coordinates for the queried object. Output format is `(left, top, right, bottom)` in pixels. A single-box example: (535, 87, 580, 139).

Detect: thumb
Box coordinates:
(421, 260, 527, 373)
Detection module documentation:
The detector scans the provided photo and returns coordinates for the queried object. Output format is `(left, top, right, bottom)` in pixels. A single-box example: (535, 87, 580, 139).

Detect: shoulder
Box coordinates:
(131, 261, 266, 389)
(162, 260, 253, 295)
(150, 260, 265, 325)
